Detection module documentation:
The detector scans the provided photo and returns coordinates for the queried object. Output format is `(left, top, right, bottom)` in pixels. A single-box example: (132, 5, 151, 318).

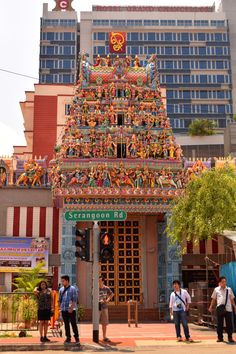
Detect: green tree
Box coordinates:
(166, 167, 236, 246)
(188, 119, 215, 136)
(13, 262, 45, 292)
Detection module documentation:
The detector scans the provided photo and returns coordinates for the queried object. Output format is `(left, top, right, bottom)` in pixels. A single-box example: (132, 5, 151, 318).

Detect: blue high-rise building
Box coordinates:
(39, 1, 236, 134)
(80, 2, 234, 133)
(39, 3, 78, 84)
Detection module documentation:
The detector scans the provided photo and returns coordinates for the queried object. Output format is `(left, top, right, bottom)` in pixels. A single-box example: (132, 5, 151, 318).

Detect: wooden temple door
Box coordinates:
(100, 217, 143, 305)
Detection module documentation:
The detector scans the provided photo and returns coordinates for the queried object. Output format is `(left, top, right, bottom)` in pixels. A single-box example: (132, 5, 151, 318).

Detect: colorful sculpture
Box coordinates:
(16, 159, 45, 187)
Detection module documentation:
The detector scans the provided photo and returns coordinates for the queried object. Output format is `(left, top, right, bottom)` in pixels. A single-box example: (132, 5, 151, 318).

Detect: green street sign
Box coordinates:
(65, 210, 127, 222)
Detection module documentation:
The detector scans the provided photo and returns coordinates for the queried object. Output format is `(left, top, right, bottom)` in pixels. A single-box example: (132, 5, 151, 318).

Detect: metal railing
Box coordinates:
(0, 292, 38, 331)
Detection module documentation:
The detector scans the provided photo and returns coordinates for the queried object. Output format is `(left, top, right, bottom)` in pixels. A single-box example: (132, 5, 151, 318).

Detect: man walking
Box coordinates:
(209, 276, 236, 343)
(58, 275, 80, 345)
(169, 280, 193, 342)
(99, 276, 114, 342)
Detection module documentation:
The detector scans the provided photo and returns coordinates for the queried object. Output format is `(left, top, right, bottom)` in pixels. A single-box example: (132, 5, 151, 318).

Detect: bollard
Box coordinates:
(127, 300, 138, 327)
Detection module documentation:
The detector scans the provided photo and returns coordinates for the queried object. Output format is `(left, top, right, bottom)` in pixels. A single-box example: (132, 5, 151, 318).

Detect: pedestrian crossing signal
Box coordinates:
(75, 228, 90, 261)
(100, 232, 114, 263)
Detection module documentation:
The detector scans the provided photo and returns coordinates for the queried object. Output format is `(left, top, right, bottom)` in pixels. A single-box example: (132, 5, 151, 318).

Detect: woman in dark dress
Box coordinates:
(34, 281, 53, 342)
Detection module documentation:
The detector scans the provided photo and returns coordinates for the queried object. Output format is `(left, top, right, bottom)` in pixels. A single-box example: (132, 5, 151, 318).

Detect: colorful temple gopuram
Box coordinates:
(50, 54, 185, 211)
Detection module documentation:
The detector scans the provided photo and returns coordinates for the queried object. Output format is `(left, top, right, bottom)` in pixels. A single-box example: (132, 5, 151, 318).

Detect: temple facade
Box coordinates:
(0, 52, 234, 317)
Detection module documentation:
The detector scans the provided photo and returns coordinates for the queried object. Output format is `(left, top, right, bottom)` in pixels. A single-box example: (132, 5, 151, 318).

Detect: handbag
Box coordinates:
(217, 288, 228, 315)
(99, 302, 102, 311)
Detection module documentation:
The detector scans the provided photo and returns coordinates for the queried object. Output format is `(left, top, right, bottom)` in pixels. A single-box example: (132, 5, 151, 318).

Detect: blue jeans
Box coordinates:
(173, 310, 190, 339)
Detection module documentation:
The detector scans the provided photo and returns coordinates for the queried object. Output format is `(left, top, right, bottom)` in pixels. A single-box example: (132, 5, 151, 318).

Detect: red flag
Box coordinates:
(109, 32, 126, 54)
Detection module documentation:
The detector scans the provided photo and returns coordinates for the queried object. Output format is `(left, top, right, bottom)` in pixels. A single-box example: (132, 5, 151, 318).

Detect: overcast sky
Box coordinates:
(0, 0, 216, 156)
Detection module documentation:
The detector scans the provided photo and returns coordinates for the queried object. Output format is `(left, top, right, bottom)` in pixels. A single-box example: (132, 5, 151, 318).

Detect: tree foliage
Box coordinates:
(188, 119, 215, 136)
(13, 262, 45, 292)
(166, 167, 236, 245)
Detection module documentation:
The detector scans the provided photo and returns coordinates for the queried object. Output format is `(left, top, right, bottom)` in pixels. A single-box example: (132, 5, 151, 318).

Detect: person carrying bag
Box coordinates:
(209, 276, 236, 343)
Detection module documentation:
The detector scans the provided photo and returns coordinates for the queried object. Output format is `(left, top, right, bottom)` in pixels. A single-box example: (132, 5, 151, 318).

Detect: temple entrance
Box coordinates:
(100, 217, 142, 305)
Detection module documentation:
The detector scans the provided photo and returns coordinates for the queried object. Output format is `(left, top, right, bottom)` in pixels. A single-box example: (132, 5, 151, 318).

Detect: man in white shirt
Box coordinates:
(209, 276, 236, 343)
(169, 280, 193, 342)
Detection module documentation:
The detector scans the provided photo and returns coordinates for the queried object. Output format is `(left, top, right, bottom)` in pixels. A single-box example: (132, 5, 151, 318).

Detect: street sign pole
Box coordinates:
(92, 221, 100, 343)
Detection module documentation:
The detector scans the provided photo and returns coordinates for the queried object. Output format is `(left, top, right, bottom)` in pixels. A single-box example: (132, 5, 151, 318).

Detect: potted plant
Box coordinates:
(19, 296, 37, 329)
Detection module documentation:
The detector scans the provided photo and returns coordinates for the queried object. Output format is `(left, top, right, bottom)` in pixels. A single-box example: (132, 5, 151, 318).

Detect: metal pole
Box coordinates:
(92, 221, 100, 343)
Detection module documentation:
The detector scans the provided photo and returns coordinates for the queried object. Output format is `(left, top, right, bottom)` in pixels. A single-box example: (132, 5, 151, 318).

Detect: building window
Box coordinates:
(164, 33, 172, 41)
(200, 75, 207, 84)
(46, 32, 54, 40)
(199, 47, 206, 56)
(200, 91, 208, 99)
(165, 47, 173, 55)
(167, 105, 174, 113)
(217, 75, 225, 83)
(167, 90, 174, 99)
(63, 74, 71, 83)
(97, 46, 105, 55)
(181, 33, 189, 41)
(182, 47, 189, 55)
(197, 33, 206, 41)
(183, 91, 191, 99)
(211, 20, 225, 27)
(64, 46, 71, 55)
(218, 105, 225, 114)
(148, 47, 156, 54)
(165, 61, 173, 69)
(97, 32, 106, 40)
(182, 75, 190, 84)
(131, 46, 139, 55)
(46, 74, 53, 83)
(131, 32, 139, 41)
(63, 60, 71, 69)
(64, 32, 71, 40)
(215, 47, 223, 55)
(46, 60, 54, 68)
(183, 60, 190, 69)
(166, 75, 173, 83)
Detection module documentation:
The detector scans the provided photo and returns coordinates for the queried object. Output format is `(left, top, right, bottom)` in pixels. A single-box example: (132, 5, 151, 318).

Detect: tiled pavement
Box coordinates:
(0, 323, 221, 349)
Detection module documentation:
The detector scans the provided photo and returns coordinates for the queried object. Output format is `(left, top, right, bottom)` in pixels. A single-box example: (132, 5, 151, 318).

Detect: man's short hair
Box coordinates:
(99, 276, 106, 282)
(219, 276, 226, 283)
(61, 275, 70, 282)
(172, 280, 181, 286)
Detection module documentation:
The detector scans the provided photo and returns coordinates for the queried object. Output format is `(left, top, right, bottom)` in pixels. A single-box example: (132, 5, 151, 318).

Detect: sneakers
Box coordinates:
(228, 338, 235, 343)
(186, 338, 194, 342)
(64, 338, 71, 344)
(177, 337, 183, 342)
(75, 338, 81, 345)
(103, 338, 111, 342)
(217, 338, 223, 342)
(40, 336, 44, 343)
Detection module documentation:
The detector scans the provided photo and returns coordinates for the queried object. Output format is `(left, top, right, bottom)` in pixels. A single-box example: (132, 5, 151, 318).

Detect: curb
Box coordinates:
(0, 343, 106, 352)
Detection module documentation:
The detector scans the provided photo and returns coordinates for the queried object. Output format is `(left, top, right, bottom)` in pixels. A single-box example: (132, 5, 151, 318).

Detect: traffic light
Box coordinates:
(75, 228, 90, 261)
(100, 232, 114, 263)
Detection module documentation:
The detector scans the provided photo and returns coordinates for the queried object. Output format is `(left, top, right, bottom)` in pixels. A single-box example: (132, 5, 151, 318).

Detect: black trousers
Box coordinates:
(62, 310, 79, 340)
(216, 309, 233, 340)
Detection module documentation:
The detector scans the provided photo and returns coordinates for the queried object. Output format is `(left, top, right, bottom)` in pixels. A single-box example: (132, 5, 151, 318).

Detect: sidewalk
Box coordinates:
(0, 323, 225, 351)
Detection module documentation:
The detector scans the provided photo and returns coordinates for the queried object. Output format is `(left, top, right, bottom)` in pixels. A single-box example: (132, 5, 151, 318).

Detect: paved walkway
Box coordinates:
(0, 323, 223, 350)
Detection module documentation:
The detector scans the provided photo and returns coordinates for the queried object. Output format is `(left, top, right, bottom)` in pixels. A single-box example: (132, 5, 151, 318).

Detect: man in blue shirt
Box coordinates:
(58, 275, 80, 344)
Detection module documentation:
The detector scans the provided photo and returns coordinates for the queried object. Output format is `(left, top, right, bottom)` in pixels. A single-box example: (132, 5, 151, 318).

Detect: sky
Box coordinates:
(0, 0, 216, 156)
